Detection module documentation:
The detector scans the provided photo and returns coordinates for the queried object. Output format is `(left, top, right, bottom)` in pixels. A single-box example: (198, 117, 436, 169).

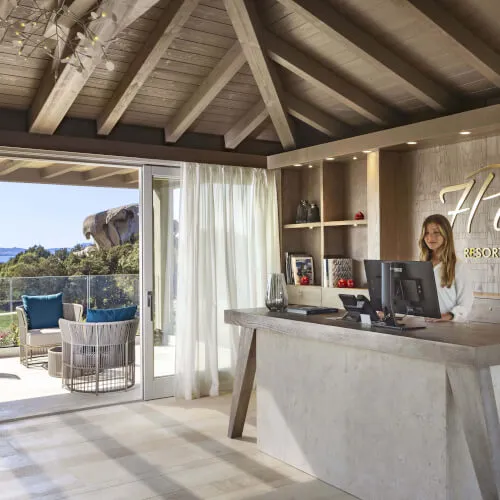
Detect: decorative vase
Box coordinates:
(307, 203, 320, 223)
(265, 273, 288, 312)
(295, 200, 309, 223)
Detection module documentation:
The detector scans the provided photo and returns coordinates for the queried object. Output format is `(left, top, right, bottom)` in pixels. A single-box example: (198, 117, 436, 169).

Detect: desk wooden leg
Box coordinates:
(447, 365, 500, 500)
(228, 327, 256, 439)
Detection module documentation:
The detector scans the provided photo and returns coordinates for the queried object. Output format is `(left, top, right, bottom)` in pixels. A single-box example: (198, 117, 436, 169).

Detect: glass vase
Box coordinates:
(265, 273, 288, 312)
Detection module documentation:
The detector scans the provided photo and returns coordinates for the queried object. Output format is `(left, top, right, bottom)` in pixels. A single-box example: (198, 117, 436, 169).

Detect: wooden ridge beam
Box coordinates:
(277, 0, 457, 112)
(405, 0, 500, 88)
(98, 0, 199, 135)
(165, 41, 246, 143)
(225, 101, 268, 149)
(29, 0, 160, 135)
(285, 93, 351, 137)
(265, 30, 398, 126)
(84, 167, 132, 182)
(224, 0, 295, 149)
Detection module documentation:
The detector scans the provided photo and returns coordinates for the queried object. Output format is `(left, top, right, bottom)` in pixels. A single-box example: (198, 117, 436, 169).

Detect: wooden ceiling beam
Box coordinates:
(165, 41, 246, 143)
(224, 101, 268, 149)
(44, 0, 97, 38)
(285, 93, 351, 138)
(224, 0, 295, 149)
(405, 0, 500, 88)
(83, 167, 132, 182)
(98, 0, 199, 135)
(29, 0, 160, 135)
(277, 0, 457, 112)
(265, 31, 398, 126)
(123, 172, 139, 184)
(0, 0, 17, 39)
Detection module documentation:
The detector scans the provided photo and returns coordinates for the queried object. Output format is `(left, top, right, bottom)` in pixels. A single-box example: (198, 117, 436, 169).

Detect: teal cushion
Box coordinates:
(22, 293, 63, 329)
(86, 305, 137, 323)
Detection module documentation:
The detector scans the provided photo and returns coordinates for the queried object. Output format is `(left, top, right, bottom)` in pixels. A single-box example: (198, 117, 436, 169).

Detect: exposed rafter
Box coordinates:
(224, 101, 268, 149)
(0, 159, 22, 176)
(224, 0, 295, 149)
(265, 31, 397, 126)
(40, 164, 88, 179)
(276, 0, 457, 112)
(405, 0, 500, 88)
(285, 94, 351, 138)
(123, 172, 139, 184)
(83, 167, 132, 182)
(98, 0, 199, 136)
(44, 0, 97, 38)
(29, 0, 160, 135)
(165, 41, 246, 143)
(0, 0, 17, 39)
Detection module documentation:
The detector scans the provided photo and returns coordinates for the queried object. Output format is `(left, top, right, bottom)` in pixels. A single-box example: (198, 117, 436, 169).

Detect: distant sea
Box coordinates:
(0, 256, 13, 263)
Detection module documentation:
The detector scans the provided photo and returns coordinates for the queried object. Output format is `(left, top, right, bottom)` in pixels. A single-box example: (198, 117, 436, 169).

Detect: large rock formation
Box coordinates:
(83, 204, 139, 250)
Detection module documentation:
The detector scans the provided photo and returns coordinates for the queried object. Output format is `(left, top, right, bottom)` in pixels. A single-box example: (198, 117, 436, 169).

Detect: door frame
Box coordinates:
(140, 164, 181, 400)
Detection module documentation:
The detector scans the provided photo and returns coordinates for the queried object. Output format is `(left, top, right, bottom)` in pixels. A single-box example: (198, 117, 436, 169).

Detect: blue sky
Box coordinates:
(0, 182, 139, 248)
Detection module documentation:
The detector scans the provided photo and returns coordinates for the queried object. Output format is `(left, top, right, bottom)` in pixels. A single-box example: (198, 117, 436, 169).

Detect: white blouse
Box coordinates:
(433, 261, 474, 321)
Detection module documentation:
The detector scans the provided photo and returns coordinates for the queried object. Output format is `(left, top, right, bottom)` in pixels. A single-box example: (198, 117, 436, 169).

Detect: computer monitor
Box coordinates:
(364, 259, 441, 329)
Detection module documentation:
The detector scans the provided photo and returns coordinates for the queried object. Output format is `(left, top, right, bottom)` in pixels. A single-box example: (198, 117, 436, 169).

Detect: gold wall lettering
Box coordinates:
(464, 247, 500, 258)
(439, 164, 500, 232)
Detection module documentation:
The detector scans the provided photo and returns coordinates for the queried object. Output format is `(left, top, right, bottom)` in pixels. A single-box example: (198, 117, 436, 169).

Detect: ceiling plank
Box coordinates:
(405, 0, 500, 88)
(29, 0, 160, 135)
(285, 93, 351, 137)
(223, 0, 295, 149)
(265, 30, 398, 126)
(84, 167, 132, 182)
(98, 0, 199, 136)
(277, 0, 457, 112)
(224, 101, 268, 149)
(165, 41, 246, 142)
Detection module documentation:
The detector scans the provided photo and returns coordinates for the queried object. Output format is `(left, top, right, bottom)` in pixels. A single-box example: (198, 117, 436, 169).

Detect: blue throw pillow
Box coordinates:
(22, 293, 63, 329)
(86, 305, 137, 323)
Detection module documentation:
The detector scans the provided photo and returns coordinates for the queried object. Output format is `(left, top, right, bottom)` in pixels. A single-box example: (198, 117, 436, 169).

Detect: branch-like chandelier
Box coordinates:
(0, 1, 117, 77)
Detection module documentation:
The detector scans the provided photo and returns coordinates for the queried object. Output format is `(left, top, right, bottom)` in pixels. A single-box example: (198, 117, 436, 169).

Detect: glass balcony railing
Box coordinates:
(0, 274, 139, 347)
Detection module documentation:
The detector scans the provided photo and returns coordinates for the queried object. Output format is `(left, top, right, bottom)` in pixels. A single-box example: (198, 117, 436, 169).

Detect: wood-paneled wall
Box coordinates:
(400, 136, 500, 295)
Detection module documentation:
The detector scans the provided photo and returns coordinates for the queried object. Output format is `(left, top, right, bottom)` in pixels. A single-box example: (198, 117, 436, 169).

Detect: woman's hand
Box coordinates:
(426, 312, 453, 322)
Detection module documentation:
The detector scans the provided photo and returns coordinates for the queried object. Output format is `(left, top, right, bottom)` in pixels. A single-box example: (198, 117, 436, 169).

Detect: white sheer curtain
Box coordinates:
(175, 163, 280, 400)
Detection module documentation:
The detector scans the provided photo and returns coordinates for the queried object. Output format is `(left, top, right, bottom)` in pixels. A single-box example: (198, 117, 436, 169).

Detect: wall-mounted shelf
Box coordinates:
(324, 220, 367, 227)
(284, 222, 322, 229)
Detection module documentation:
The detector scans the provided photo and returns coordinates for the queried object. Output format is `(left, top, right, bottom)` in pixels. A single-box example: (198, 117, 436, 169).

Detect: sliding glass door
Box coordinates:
(141, 165, 180, 400)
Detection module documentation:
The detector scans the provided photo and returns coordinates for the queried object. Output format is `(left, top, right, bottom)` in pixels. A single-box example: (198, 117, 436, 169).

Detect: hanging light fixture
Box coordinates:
(0, 1, 117, 78)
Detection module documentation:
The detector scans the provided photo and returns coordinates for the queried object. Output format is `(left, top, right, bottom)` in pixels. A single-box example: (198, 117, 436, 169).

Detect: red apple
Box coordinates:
(300, 275, 310, 285)
(347, 279, 355, 288)
(354, 211, 365, 220)
(337, 278, 347, 288)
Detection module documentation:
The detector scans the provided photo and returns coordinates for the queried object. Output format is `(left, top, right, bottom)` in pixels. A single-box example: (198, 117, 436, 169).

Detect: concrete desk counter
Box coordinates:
(225, 308, 500, 500)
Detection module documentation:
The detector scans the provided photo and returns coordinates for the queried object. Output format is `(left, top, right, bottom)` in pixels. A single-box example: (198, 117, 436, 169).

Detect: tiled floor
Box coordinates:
(0, 394, 358, 500)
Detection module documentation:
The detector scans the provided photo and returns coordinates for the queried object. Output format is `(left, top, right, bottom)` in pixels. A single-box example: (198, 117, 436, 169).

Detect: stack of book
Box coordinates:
(322, 257, 353, 287)
(284, 253, 315, 285)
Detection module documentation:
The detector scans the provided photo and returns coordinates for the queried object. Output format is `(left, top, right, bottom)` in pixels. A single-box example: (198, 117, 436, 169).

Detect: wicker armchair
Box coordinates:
(59, 318, 138, 395)
(16, 303, 83, 367)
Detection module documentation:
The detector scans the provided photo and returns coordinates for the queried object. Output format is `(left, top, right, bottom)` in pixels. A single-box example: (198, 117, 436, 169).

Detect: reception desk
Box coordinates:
(225, 308, 500, 500)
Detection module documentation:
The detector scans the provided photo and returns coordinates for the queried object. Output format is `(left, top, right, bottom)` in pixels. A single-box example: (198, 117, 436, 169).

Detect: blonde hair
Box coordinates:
(418, 214, 456, 288)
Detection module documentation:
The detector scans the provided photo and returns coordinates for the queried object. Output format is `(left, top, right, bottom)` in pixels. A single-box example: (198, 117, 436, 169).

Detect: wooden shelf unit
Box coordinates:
(280, 151, 408, 306)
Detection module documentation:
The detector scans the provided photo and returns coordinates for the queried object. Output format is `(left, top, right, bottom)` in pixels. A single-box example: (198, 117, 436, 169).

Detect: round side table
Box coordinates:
(48, 346, 62, 378)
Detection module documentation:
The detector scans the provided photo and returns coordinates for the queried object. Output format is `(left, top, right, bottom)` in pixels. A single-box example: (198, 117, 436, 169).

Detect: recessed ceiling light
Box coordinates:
(308, 164, 313, 168)
(325, 157, 335, 161)
(362, 150, 371, 153)
(459, 130, 471, 135)
(293, 163, 301, 166)
(352, 156, 358, 160)
(406, 141, 417, 145)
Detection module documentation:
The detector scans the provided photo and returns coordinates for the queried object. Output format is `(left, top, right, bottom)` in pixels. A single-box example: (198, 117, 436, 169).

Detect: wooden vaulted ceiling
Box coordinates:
(1, 0, 500, 156)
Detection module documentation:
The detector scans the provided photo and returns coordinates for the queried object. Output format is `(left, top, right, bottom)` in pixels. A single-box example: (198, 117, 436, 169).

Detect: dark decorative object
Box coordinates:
(295, 200, 309, 223)
(265, 273, 288, 312)
(307, 203, 320, 223)
(354, 211, 365, 220)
